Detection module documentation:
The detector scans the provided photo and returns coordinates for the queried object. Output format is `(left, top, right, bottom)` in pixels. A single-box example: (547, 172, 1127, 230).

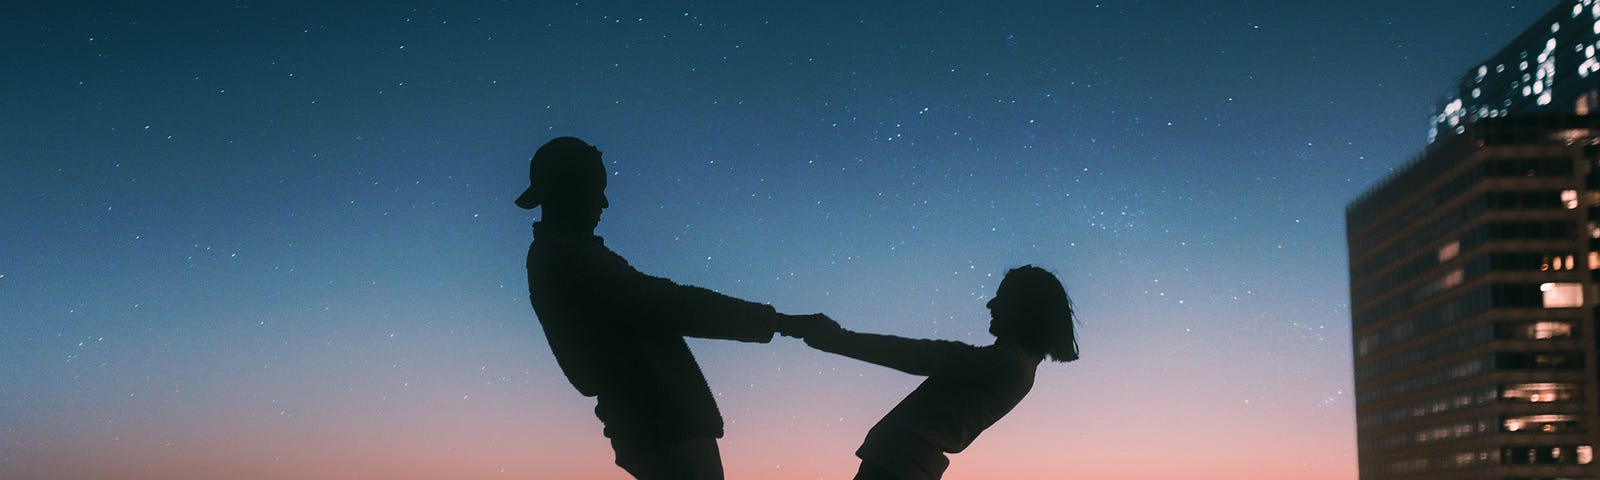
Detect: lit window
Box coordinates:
(1581, 446, 1594, 464)
(1564, 189, 1580, 209)
(1505, 382, 1579, 403)
(1442, 269, 1463, 289)
(1437, 241, 1460, 262)
(1542, 282, 1584, 308)
(1590, 251, 1598, 269)
(1544, 255, 1576, 271)
(1533, 321, 1573, 339)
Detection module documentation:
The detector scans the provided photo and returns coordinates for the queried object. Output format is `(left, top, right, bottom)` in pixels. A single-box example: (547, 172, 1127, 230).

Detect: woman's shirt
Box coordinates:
(807, 329, 1044, 479)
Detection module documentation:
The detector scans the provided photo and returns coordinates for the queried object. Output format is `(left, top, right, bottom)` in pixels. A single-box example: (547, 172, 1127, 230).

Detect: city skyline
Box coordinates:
(0, 2, 1563, 479)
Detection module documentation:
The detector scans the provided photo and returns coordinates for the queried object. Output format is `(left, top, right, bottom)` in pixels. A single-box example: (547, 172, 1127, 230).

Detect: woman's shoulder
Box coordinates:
(926, 342, 1035, 378)
(978, 343, 1045, 371)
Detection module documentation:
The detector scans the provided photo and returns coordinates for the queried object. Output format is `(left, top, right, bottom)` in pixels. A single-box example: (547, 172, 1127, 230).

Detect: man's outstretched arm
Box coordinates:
(589, 258, 785, 341)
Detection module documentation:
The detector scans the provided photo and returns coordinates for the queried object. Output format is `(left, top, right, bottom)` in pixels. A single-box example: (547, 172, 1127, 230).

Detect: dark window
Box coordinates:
(1484, 157, 1574, 177)
(1496, 352, 1584, 370)
(1485, 190, 1564, 209)
(1491, 284, 1544, 307)
(1488, 221, 1574, 240)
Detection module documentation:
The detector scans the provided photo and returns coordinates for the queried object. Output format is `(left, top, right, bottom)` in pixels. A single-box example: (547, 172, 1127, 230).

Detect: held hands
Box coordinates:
(776, 313, 840, 340)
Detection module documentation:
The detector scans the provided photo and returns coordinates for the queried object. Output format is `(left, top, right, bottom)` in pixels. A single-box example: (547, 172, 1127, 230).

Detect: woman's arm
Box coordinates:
(805, 327, 982, 376)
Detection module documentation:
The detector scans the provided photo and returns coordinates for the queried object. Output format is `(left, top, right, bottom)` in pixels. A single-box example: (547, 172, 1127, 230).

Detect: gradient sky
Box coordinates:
(1, 1, 1561, 479)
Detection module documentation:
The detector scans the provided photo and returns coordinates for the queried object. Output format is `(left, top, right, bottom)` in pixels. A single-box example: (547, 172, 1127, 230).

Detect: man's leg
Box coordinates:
(612, 436, 723, 480)
(853, 460, 901, 480)
(611, 436, 654, 480)
(663, 437, 723, 479)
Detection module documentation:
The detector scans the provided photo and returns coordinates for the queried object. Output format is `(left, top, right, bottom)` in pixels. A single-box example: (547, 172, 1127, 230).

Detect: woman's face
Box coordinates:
(986, 280, 1022, 336)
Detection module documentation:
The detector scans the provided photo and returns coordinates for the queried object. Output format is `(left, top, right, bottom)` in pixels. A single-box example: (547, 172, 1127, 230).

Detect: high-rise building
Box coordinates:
(1430, 0, 1600, 144)
(1348, 2, 1600, 479)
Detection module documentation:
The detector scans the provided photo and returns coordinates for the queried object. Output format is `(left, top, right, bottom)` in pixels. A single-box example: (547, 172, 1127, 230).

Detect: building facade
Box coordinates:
(1349, 4, 1600, 478)
(1349, 116, 1600, 479)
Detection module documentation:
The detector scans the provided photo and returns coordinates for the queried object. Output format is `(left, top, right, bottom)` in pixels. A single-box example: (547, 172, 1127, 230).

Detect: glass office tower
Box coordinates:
(1431, 0, 1600, 145)
(1350, 2, 1600, 478)
(1349, 116, 1600, 479)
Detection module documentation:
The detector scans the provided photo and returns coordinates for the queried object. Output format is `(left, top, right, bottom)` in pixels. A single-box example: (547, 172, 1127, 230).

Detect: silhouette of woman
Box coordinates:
(797, 265, 1078, 480)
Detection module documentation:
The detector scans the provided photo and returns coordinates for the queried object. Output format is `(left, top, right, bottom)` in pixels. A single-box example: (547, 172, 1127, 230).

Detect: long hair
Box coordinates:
(998, 265, 1079, 362)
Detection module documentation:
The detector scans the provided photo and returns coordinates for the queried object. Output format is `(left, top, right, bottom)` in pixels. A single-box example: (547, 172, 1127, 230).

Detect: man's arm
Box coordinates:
(583, 252, 780, 342)
(637, 276, 780, 341)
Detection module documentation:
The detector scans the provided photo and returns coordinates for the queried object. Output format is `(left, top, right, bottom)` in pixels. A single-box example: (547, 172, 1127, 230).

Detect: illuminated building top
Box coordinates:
(1431, 0, 1600, 143)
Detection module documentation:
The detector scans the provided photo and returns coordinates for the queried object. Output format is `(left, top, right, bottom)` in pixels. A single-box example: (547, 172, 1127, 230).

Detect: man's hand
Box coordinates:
(777, 313, 840, 339)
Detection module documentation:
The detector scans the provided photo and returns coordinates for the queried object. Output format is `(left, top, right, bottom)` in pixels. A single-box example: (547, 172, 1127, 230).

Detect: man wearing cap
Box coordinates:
(517, 136, 824, 479)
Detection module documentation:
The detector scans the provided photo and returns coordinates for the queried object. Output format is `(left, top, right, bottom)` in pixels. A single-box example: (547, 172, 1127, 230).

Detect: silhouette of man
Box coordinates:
(516, 136, 816, 480)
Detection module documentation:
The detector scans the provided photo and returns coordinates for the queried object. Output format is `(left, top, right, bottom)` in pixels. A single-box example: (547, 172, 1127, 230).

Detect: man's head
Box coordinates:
(516, 136, 609, 229)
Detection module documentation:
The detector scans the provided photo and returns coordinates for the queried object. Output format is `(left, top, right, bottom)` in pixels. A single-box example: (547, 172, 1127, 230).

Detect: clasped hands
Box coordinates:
(776, 312, 840, 340)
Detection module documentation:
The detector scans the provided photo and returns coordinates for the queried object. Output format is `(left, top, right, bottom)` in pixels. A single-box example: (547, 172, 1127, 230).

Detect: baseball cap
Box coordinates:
(515, 136, 605, 209)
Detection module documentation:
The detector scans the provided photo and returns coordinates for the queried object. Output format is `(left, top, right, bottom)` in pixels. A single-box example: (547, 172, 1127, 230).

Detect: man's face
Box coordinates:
(543, 155, 609, 229)
(574, 177, 608, 228)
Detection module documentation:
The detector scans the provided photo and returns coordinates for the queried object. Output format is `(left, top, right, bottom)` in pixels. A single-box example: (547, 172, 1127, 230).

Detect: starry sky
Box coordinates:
(0, 1, 1560, 479)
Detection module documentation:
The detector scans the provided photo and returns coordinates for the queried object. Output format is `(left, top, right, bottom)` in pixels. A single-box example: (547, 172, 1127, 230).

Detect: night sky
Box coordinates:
(2, 2, 1558, 479)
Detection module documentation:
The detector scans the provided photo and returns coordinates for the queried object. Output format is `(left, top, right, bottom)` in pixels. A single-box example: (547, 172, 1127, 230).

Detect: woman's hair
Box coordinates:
(998, 265, 1079, 362)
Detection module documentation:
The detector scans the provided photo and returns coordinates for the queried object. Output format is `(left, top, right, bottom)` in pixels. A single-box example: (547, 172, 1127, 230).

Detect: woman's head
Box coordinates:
(986, 265, 1078, 362)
